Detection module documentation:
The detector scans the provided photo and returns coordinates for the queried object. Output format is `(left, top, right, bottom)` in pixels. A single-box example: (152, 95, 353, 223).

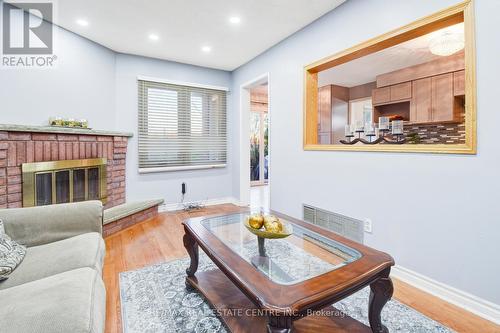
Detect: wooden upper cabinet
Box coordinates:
(372, 87, 390, 105)
(390, 82, 411, 101)
(318, 85, 332, 134)
(372, 82, 411, 106)
(411, 77, 432, 123)
(410, 73, 459, 123)
(453, 70, 465, 96)
(317, 85, 349, 144)
(431, 73, 455, 122)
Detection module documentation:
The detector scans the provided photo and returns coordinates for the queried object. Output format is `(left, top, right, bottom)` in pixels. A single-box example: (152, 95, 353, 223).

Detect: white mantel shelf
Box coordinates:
(0, 124, 133, 137)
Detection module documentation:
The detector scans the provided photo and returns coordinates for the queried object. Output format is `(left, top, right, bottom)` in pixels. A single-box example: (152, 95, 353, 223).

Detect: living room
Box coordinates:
(0, 0, 499, 332)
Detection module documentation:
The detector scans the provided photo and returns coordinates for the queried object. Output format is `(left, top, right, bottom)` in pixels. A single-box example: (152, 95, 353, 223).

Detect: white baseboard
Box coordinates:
(391, 265, 500, 325)
(158, 196, 242, 212)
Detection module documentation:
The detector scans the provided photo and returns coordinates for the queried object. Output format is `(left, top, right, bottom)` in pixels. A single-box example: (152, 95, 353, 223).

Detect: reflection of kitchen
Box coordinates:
(317, 23, 466, 145)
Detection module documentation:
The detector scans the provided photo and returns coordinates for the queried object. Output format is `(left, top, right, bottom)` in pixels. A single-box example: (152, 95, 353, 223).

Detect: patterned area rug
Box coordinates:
(120, 252, 454, 333)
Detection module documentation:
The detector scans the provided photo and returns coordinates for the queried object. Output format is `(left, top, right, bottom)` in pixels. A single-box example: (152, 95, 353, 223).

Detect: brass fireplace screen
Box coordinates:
(22, 158, 107, 207)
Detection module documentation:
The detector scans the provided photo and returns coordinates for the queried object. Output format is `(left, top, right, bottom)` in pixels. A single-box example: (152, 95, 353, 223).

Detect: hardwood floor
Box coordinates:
(103, 204, 500, 333)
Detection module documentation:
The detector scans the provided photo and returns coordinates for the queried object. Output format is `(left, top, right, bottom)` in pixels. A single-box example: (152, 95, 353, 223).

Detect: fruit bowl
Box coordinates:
(244, 216, 293, 239)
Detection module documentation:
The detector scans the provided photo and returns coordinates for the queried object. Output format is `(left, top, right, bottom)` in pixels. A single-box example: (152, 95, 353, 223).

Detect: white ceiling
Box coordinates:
(318, 23, 464, 87)
(49, 0, 345, 71)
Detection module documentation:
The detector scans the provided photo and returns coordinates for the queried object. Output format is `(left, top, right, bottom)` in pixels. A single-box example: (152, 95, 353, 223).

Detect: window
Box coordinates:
(138, 79, 227, 172)
(303, 3, 476, 154)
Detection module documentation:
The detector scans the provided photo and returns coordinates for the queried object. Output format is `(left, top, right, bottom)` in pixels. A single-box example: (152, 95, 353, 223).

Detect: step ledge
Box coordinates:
(103, 199, 164, 225)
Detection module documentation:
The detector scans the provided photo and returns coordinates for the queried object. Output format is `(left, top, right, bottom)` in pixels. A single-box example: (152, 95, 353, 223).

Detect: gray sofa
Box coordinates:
(0, 201, 106, 333)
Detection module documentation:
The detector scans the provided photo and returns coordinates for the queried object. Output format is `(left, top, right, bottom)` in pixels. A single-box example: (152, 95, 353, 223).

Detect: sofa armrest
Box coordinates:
(0, 201, 103, 247)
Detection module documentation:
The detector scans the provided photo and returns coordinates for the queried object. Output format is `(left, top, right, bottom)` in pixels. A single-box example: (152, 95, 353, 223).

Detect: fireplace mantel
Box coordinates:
(0, 124, 133, 138)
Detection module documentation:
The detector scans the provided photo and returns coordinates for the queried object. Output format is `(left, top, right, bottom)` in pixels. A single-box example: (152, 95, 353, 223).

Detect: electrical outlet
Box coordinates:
(364, 218, 373, 233)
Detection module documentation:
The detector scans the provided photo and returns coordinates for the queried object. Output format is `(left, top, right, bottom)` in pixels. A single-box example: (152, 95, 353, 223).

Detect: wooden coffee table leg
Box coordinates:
(267, 316, 293, 333)
(183, 229, 199, 289)
(368, 269, 393, 333)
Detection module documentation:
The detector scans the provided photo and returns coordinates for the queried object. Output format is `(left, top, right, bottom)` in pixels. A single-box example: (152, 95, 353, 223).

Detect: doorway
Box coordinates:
(250, 84, 269, 186)
(249, 84, 269, 210)
(239, 73, 270, 210)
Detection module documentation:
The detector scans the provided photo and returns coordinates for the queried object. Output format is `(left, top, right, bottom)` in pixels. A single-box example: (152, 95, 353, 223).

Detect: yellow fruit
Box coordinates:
(263, 215, 277, 227)
(248, 214, 264, 229)
(263, 215, 283, 233)
(265, 223, 281, 233)
(276, 220, 283, 232)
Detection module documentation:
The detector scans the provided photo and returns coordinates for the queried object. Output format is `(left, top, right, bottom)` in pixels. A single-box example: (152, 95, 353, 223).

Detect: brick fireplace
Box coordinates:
(0, 126, 132, 209)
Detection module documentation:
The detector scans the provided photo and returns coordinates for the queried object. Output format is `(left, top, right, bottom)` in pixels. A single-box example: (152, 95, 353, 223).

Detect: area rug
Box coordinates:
(120, 253, 454, 333)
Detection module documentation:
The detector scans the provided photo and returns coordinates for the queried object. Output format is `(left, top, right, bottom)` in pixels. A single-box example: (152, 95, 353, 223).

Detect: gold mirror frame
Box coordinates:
(303, 0, 476, 154)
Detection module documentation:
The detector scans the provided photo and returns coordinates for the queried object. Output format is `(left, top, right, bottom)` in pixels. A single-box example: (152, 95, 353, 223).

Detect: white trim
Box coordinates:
(137, 75, 229, 91)
(239, 72, 270, 206)
(139, 164, 226, 174)
(392, 265, 500, 325)
(158, 196, 243, 212)
(266, 79, 272, 210)
(238, 84, 251, 205)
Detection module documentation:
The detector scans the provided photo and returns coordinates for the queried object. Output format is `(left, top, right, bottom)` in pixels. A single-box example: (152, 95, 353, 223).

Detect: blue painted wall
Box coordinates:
(231, 0, 500, 305)
(0, 8, 116, 129)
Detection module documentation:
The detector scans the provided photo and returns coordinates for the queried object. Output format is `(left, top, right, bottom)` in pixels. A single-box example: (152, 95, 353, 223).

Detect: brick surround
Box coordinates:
(0, 131, 129, 209)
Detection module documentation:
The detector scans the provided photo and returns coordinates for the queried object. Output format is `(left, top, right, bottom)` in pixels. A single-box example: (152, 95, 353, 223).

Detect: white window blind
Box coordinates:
(138, 79, 227, 172)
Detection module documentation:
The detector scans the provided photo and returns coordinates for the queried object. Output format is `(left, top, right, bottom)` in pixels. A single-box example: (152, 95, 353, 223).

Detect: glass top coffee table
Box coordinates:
(183, 211, 394, 333)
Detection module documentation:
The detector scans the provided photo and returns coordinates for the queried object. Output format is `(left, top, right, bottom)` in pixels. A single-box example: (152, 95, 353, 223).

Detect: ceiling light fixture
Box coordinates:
(201, 46, 211, 53)
(76, 19, 89, 26)
(229, 16, 241, 24)
(149, 34, 159, 41)
(429, 31, 464, 56)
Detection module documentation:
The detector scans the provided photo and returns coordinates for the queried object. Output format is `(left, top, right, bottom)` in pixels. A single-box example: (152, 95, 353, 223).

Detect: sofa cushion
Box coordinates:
(0, 267, 105, 333)
(0, 232, 104, 290)
(0, 201, 103, 247)
(0, 222, 26, 281)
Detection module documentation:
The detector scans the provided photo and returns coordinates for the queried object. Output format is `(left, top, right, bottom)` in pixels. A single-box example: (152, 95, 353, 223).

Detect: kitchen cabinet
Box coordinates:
(372, 86, 390, 105)
(431, 73, 455, 122)
(372, 82, 411, 106)
(453, 70, 465, 96)
(411, 77, 432, 123)
(390, 82, 412, 101)
(317, 85, 349, 144)
(318, 86, 332, 135)
(410, 73, 459, 123)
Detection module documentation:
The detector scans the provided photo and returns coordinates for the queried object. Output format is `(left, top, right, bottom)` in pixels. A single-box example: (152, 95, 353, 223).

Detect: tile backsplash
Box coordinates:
(403, 112, 466, 144)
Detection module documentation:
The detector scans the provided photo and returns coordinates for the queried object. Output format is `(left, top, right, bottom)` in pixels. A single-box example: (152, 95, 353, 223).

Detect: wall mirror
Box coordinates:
(304, 1, 476, 154)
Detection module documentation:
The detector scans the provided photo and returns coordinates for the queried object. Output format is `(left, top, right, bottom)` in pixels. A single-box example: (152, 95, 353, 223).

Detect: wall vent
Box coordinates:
(303, 204, 364, 244)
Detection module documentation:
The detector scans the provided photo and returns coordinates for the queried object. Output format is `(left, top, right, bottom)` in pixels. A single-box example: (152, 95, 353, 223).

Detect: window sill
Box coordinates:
(138, 164, 227, 173)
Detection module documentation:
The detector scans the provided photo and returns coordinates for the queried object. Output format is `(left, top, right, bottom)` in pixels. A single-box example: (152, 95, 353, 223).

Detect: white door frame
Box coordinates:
(239, 73, 270, 206)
